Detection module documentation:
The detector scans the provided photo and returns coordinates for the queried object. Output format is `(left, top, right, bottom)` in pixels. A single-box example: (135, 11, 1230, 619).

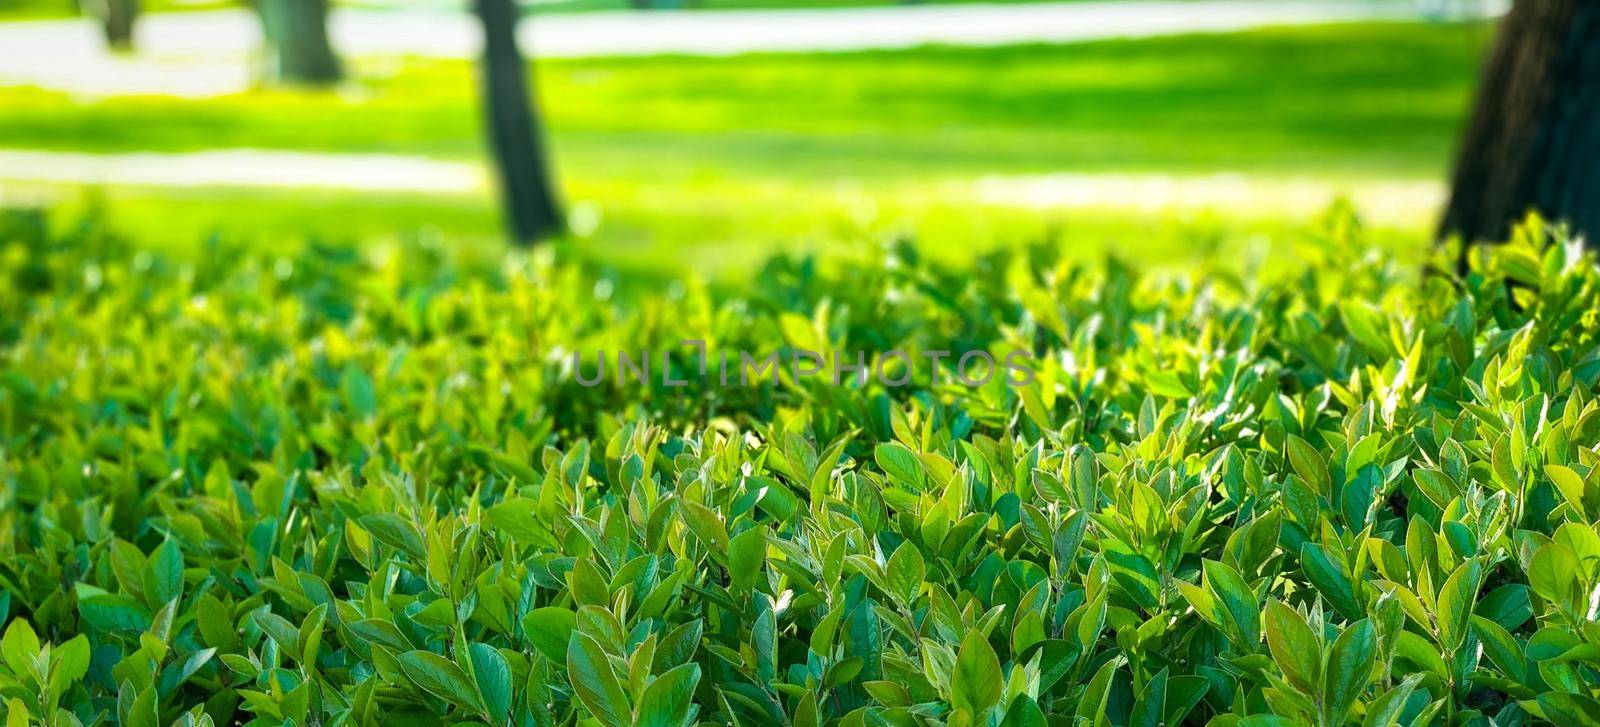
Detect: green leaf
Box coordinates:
(1177, 579, 1219, 627)
(1301, 543, 1363, 620)
(778, 312, 823, 351)
(1, 620, 38, 678)
(399, 650, 482, 711)
(884, 541, 925, 607)
(195, 594, 237, 652)
(252, 610, 302, 661)
(1527, 627, 1581, 661)
(347, 618, 408, 651)
(1361, 674, 1423, 727)
(486, 498, 558, 547)
(1435, 558, 1481, 652)
(1545, 464, 1588, 515)
(809, 436, 852, 506)
(752, 596, 777, 684)
(1340, 301, 1390, 355)
(874, 443, 923, 486)
(1131, 666, 1167, 727)
(298, 603, 328, 667)
(951, 630, 1002, 715)
(1469, 615, 1526, 683)
(1238, 717, 1302, 727)
(341, 364, 378, 418)
(1076, 658, 1120, 725)
(141, 540, 183, 608)
(1034, 639, 1078, 694)
(638, 663, 702, 727)
(1264, 600, 1320, 695)
(468, 642, 512, 726)
(678, 500, 730, 559)
(1490, 437, 1517, 492)
(4, 698, 26, 727)
(46, 635, 91, 701)
(567, 631, 630, 727)
(1392, 630, 1447, 677)
(160, 648, 215, 695)
(1165, 675, 1209, 725)
(1475, 584, 1532, 631)
(727, 527, 767, 593)
(1203, 559, 1260, 647)
(123, 685, 158, 727)
(1538, 692, 1600, 727)
(751, 476, 801, 521)
(1528, 542, 1578, 609)
(358, 513, 425, 559)
(78, 594, 152, 633)
(863, 679, 910, 706)
(654, 619, 703, 672)
(1287, 435, 1329, 493)
(568, 558, 611, 608)
(1145, 371, 1193, 398)
(49, 634, 89, 681)
(1321, 619, 1376, 727)
(1000, 695, 1048, 727)
(824, 656, 863, 688)
(522, 607, 576, 663)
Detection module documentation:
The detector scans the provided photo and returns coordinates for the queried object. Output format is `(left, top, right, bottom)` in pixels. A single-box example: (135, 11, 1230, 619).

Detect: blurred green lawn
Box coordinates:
(0, 22, 1492, 277)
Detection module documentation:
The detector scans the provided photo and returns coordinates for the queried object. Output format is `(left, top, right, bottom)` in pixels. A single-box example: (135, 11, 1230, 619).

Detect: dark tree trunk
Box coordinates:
(83, 0, 138, 50)
(1439, 0, 1600, 248)
(474, 0, 564, 245)
(103, 0, 137, 49)
(257, 0, 342, 85)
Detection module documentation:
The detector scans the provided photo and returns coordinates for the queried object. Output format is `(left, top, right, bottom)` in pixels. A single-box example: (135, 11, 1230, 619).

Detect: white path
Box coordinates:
(0, 0, 1503, 97)
(0, 148, 485, 191)
(970, 172, 1442, 227)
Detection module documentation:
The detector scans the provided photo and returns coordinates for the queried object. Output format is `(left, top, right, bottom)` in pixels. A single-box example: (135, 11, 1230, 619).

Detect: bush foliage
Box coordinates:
(1, 210, 1599, 726)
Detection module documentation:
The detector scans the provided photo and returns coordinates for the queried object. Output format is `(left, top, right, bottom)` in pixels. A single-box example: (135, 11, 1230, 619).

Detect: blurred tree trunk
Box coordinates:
(474, 0, 564, 245)
(1439, 0, 1600, 248)
(82, 0, 138, 50)
(257, 0, 342, 84)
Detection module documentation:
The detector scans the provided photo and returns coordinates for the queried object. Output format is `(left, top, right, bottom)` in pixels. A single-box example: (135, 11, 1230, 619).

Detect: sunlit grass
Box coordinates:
(0, 22, 1490, 277)
(13, 172, 1433, 289)
(0, 22, 1489, 175)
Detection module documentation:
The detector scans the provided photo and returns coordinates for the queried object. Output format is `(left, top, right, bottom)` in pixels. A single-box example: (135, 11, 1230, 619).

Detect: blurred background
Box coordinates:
(0, 0, 1516, 279)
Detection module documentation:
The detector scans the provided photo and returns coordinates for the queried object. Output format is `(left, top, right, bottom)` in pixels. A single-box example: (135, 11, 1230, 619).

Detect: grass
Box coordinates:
(0, 23, 1490, 176)
(0, 22, 1493, 275)
(8, 177, 1438, 288)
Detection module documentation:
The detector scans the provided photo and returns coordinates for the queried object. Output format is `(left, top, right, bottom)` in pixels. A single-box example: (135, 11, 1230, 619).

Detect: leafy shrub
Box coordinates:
(1, 209, 1598, 726)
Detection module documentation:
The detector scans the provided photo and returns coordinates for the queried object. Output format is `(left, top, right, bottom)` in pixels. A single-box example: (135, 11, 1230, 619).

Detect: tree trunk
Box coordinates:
(257, 0, 342, 85)
(1439, 0, 1600, 248)
(474, 0, 564, 245)
(83, 0, 138, 50)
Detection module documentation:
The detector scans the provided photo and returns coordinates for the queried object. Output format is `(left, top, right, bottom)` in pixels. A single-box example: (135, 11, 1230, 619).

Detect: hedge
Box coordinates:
(1, 209, 1598, 726)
